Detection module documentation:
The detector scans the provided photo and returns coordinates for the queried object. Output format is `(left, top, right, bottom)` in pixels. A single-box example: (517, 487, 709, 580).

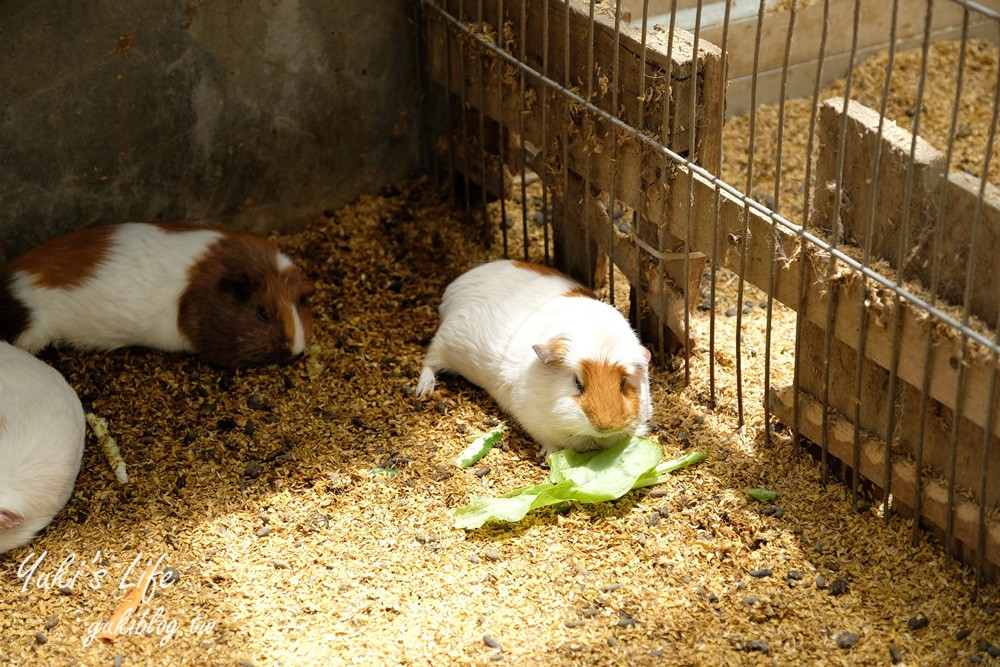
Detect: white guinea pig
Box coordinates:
(0, 222, 313, 368)
(417, 259, 653, 456)
(0, 342, 85, 554)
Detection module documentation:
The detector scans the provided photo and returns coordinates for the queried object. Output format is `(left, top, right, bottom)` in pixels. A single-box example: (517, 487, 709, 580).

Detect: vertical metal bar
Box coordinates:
(764, 0, 798, 433)
(540, 0, 551, 264)
(913, 9, 970, 546)
(819, 0, 862, 490)
(497, 0, 509, 258)
(852, 0, 901, 518)
(607, 0, 624, 307)
(734, 0, 769, 428)
(947, 32, 1000, 563)
(443, 1, 457, 207)
(681, 0, 705, 385)
(582, 0, 597, 288)
(707, 0, 732, 409)
(457, 0, 473, 217)
(561, 0, 571, 272)
(656, 0, 680, 367)
(793, 0, 831, 478)
(635, 0, 651, 340)
(475, 0, 492, 247)
(518, 0, 530, 261)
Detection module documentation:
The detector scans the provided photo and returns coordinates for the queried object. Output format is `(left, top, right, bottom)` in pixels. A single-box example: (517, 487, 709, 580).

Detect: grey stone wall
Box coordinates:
(0, 0, 422, 262)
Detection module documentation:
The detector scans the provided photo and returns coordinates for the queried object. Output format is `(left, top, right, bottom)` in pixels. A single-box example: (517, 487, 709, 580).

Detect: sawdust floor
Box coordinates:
(1, 179, 998, 667)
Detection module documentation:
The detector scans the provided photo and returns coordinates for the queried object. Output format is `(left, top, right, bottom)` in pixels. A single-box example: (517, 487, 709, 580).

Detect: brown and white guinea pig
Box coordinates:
(416, 259, 653, 456)
(0, 222, 313, 368)
(0, 341, 86, 554)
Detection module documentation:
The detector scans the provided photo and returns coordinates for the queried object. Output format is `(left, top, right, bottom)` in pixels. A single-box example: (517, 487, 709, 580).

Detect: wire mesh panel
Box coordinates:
(419, 0, 1000, 585)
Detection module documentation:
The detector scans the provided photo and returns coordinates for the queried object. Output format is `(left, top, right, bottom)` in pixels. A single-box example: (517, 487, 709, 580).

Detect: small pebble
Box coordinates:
(969, 654, 983, 664)
(694, 415, 704, 424)
(468, 555, 480, 564)
(829, 577, 848, 596)
(787, 570, 804, 581)
(742, 597, 759, 606)
(908, 612, 929, 630)
(244, 460, 261, 479)
(43, 617, 59, 631)
(616, 618, 640, 628)
(708, 593, 719, 603)
(256, 526, 272, 537)
(113, 655, 124, 667)
(957, 629, 971, 640)
(836, 632, 859, 649)
(725, 307, 737, 317)
(889, 643, 902, 664)
(488, 653, 504, 662)
(483, 551, 501, 561)
(162, 567, 181, 585)
(607, 637, 619, 647)
(581, 607, 600, 617)
(217, 417, 238, 430)
(988, 646, 1000, 658)
(474, 466, 492, 478)
(272, 559, 290, 569)
(246, 392, 263, 410)
(602, 583, 622, 592)
(58, 585, 73, 595)
(483, 634, 501, 649)
(748, 639, 770, 654)
(564, 620, 585, 628)
(532, 211, 545, 225)
(648, 513, 661, 527)
(238, 660, 256, 667)
(648, 488, 669, 498)
(34, 631, 47, 645)
(749, 568, 773, 578)
(815, 575, 828, 589)
(283, 375, 296, 390)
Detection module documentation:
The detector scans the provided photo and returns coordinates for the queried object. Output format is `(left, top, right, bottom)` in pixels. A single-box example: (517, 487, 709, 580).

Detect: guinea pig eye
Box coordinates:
(573, 376, 585, 394)
(299, 293, 310, 306)
(256, 306, 270, 323)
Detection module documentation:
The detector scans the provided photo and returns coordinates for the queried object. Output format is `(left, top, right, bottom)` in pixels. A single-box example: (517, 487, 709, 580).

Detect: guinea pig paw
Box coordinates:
(415, 367, 437, 397)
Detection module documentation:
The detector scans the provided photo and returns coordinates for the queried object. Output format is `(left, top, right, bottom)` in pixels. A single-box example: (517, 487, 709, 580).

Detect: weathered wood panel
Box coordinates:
(770, 384, 1000, 579)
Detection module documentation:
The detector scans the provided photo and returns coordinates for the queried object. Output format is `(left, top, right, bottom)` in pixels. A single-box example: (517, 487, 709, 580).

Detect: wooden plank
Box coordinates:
(561, 171, 706, 346)
(816, 97, 1000, 330)
(428, 0, 724, 159)
(796, 319, 1000, 509)
(770, 384, 1000, 581)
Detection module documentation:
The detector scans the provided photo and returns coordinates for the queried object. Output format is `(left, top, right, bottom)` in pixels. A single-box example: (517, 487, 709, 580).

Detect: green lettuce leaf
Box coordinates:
(452, 436, 707, 530)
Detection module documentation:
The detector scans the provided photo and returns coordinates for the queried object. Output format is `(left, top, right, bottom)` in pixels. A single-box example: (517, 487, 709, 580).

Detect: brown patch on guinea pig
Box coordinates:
(532, 336, 570, 365)
(152, 221, 203, 234)
(0, 273, 31, 344)
(574, 359, 641, 433)
(564, 286, 597, 299)
(514, 261, 592, 290)
(178, 232, 311, 368)
(5, 226, 116, 289)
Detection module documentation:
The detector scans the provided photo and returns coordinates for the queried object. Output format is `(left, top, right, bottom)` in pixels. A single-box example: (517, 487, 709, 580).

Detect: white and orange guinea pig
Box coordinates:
(0, 222, 313, 368)
(417, 259, 653, 456)
(0, 342, 86, 554)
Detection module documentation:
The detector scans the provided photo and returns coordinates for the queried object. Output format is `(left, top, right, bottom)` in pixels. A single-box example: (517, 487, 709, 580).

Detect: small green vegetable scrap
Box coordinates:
(746, 487, 778, 503)
(454, 424, 506, 468)
(452, 436, 708, 529)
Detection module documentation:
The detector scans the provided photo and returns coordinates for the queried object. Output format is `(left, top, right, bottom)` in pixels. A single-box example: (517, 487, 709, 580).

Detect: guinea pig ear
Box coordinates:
(0, 508, 24, 529)
(218, 272, 256, 303)
(640, 345, 651, 365)
(532, 336, 570, 365)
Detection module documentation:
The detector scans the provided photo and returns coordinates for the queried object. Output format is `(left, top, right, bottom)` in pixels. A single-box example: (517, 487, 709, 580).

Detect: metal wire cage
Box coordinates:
(418, 0, 1000, 585)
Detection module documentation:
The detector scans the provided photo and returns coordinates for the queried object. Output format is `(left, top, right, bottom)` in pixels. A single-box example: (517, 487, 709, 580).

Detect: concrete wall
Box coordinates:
(0, 0, 422, 262)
